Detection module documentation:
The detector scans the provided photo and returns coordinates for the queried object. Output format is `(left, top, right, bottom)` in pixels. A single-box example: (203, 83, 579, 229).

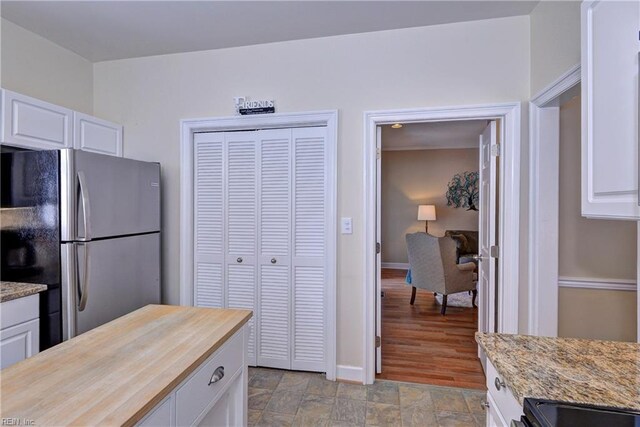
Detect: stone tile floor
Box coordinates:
(248, 367, 486, 427)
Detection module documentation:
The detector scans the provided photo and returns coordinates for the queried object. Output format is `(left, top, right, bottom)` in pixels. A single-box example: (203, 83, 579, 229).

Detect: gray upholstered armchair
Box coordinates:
(405, 232, 477, 315)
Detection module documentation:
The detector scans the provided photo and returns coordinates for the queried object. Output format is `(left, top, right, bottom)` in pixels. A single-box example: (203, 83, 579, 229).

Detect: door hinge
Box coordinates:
(490, 245, 499, 258)
(375, 336, 381, 348)
(491, 144, 500, 157)
(376, 242, 381, 254)
(376, 148, 381, 159)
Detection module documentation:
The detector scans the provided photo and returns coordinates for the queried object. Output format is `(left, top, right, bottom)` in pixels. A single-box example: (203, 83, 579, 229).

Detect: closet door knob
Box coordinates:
(237, 257, 243, 263)
(271, 258, 277, 264)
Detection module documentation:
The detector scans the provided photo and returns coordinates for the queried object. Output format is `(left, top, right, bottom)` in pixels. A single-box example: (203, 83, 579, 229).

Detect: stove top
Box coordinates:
(521, 398, 640, 427)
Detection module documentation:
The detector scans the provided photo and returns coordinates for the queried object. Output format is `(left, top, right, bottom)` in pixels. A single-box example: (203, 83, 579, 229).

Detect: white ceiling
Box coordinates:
(381, 120, 489, 151)
(1, 1, 539, 62)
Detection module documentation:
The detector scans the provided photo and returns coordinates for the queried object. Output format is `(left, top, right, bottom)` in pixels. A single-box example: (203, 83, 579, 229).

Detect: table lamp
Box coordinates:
(418, 205, 436, 234)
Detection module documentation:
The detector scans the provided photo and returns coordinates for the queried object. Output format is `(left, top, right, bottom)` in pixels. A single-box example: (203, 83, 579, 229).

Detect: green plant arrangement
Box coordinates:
(446, 171, 479, 211)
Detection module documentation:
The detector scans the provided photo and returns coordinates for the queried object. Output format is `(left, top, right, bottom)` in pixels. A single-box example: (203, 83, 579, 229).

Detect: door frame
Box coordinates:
(528, 64, 580, 337)
(363, 103, 521, 384)
(179, 110, 338, 380)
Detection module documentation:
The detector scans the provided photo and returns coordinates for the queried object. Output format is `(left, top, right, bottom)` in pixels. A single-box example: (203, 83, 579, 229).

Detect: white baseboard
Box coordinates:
(381, 262, 409, 270)
(336, 365, 364, 383)
(558, 276, 637, 292)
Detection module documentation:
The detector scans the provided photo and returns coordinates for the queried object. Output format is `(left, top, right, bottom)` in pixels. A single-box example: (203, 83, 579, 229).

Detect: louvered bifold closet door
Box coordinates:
(193, 132, 225, 309)
(257, 129, 292, 369)
(225, 131, 258, 366)
(291, 127, 327, 372)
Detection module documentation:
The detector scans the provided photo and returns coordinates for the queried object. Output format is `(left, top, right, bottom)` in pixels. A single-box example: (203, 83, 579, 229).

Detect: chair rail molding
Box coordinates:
(558, 276, 637, 292)
(363, 102, 521, 384)
(179, 109, 338, 381)
(528, 64, 580, 337)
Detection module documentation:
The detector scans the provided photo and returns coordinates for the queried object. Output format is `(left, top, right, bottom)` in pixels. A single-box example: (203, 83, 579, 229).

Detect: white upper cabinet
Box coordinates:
(581, 0, 640, 219)
(1, 89, 73, 150)
(1, 89, 123, 156)
(73, 112, 123, 156)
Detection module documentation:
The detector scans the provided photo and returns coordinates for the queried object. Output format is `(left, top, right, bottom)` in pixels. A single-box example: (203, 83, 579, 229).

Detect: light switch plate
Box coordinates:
(341, 217, 353, 234)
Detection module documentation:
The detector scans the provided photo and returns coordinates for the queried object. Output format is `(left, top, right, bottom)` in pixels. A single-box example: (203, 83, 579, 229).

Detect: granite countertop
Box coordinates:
(0, 305, 252, 426)
(476, 333, 640, 411)
(0, 281, 47, 303)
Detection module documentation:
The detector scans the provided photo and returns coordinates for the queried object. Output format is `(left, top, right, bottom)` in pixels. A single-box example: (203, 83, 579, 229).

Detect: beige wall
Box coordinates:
(0, 19, 93, 114)
(559, 288, 637, 342)
(529, 0, 581, 95)
(558, 95, 637, 342)
(381, 149, 479, 264)
(93, 16, 530, 369)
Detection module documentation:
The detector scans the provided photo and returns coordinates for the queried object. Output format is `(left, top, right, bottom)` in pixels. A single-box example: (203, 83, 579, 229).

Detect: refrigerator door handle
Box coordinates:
(77, 242, 90, 312)
(77, 170, 92, 241)
(61, 244, 77, 340)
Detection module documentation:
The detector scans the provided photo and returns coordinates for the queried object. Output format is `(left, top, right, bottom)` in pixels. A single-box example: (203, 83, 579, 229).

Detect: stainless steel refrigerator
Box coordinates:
(1, 148, 161, 349)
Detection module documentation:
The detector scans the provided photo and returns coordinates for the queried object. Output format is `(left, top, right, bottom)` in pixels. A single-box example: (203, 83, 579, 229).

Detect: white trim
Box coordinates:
(558, 277, 637, 292)
(363, 102, 521, 384)
(380, 262, 409, 270)
(528, 64, 581, 337)
(179, 110, 338, 381)
(531, 64, 581, 108)
(336, 365, 364, 383)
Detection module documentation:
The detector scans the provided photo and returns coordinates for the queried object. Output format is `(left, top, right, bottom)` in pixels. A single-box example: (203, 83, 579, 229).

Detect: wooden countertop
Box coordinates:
(1, 281, 47, 303)
(0, 304, 252, 426)
(476, 332, 640, 411)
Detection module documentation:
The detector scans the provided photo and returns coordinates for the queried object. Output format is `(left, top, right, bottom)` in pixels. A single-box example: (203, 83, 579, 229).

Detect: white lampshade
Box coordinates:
(417, 205, 436, 221)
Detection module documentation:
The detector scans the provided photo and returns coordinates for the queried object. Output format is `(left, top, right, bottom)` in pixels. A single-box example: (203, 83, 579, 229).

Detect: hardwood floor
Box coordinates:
(376, 268, 486, 390)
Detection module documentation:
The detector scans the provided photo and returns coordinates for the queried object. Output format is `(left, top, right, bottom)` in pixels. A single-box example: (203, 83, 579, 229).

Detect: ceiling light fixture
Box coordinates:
(391, 123, 403, 129)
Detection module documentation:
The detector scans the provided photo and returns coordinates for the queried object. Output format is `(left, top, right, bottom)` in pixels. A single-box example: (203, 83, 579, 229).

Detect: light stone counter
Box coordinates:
(476, 333, 640, 411)
(0, 281, 47, 303)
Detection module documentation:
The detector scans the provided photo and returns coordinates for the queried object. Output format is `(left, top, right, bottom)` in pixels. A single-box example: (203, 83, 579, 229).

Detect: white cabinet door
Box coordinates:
(257, 129, 291, 369)
(0, 294, 40, 369)
(291, 127, 327, 372)
(581, 0, 640, 219)
(225, 131, 258, 366)
(194, 132, 225, 309)
(0, 319, 39, 369)
(74, 112, 123, 156)
(1, 89, 72, 150)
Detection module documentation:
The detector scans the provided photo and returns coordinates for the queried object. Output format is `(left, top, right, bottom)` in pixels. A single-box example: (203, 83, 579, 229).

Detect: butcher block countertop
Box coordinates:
(0, 281, 47, 303)
(0, 304, 252, 426)
(476, 332, 640, 411)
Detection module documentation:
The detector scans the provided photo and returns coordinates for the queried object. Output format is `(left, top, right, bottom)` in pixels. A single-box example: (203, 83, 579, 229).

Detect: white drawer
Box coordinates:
(486, 359, 523, 423)
(175, 330, 244, 426)
(1, 294, 40, 330)
(138, 395, 174, 427)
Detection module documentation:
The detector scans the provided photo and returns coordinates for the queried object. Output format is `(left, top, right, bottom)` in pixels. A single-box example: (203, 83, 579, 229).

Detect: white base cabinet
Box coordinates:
(0, 294, 40, 369)
(483, 359, 523, 427)
(1, 89, 123, 156)
(137, 325, 248, 427)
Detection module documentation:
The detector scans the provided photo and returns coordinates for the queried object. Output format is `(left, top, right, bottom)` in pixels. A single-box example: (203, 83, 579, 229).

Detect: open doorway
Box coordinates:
(363, 103, 522, 386)
(374, 120, 497, 389)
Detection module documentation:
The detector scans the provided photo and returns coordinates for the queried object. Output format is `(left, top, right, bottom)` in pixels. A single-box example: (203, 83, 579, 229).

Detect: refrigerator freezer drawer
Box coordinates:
(63, 233, 161, 338)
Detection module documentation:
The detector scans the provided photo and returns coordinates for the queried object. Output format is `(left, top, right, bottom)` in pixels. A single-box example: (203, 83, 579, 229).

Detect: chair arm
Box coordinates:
(456, 262, 476, 272)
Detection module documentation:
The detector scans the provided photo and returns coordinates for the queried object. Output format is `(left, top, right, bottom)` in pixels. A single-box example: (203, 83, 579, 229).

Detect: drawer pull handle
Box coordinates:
(480, 400, 490, 410)
(494, 377, 505, 391)
(208, 366, 225, 386)
(237, 257, 243, 263)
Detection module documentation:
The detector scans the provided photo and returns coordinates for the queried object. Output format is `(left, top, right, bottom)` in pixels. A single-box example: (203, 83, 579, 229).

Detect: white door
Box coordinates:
(291, 127, 327, 372)
(478, 121, 497, 343)
(257, 129, 292, 369)
(581, 0, 640, 219)
(375, 126, 383, 374)
(193, 132, 225, 309)
(225, 131, 258, 366)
